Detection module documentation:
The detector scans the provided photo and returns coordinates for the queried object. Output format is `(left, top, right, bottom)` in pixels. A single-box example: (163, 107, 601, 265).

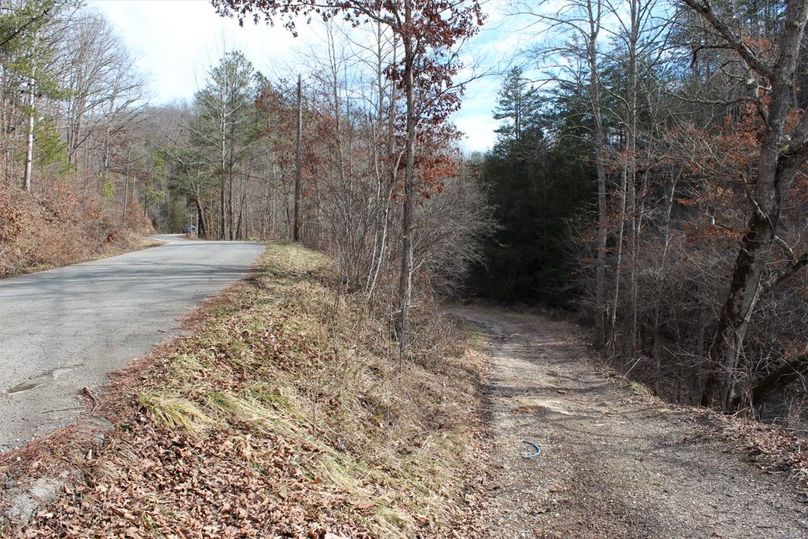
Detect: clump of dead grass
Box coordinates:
(137, 392, 215, 434)
(13, 242, 486, 538)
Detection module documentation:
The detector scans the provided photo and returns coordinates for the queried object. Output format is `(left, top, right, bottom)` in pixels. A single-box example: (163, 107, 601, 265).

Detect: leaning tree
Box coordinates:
(681, 0, 808, 409)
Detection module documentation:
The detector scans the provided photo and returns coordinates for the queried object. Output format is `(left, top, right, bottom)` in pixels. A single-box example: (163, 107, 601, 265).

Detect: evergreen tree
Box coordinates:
(493, 67, 541, 142)
(190, 51, 260, 240)
(471, 78, 595, 305)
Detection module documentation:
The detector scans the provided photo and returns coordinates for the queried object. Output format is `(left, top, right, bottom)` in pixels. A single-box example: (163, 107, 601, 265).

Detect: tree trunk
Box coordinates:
(198, 200, 208, 239)
(220, 97, 227, 240)
(23, 71, 35, 192)
(293, 73, 303, 242)
(228, 166, 235, 240)
(396, 0, 416, 361)
(625, 0, 640, 357)
(608, 164, 628, 350)
(122, 174, 129, 221)
(584, 0, 609, 347)
(704, 211, 778, 408)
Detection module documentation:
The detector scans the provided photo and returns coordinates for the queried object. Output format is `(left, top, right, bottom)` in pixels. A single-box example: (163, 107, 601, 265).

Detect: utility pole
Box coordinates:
(293, 73, 302, 242)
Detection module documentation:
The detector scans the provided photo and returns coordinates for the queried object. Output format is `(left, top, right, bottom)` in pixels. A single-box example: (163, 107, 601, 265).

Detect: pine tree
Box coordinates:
(472, 76, 595, 305)
(493, 67, 540, 142)
(191, 51, 259, 240)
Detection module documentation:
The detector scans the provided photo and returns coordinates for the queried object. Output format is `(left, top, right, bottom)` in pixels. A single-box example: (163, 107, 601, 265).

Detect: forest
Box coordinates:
(472, 0, 808, 427)
(0, 0, 806, 433)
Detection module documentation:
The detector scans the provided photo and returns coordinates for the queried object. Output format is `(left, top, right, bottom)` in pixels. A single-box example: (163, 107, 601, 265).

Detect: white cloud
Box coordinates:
(90, 0, 314, 103)
(90, 0, 542, 152)
(454, 113, 500, 153)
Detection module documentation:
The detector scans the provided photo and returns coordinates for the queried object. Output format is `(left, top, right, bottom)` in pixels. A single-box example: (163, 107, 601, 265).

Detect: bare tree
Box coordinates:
(214, 0, 484, 358)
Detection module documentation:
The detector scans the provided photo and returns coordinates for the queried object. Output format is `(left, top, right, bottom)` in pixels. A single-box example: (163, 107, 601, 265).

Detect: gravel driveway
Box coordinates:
(454, 305, 807, 538)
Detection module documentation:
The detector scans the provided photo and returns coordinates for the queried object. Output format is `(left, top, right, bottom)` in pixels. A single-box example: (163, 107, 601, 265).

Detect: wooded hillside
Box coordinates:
(0, 1, 152, 275)
(472, 0, 807, 427)
(1, 0, 805, 428)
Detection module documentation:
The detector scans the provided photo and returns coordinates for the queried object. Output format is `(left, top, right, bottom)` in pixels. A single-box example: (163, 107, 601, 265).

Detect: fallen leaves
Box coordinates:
(698, 409, 808, 490)
(7, 243, 487, 538)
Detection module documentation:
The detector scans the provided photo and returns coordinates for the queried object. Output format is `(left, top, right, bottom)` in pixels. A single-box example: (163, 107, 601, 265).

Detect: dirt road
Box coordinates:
(455, 305, 807, 538)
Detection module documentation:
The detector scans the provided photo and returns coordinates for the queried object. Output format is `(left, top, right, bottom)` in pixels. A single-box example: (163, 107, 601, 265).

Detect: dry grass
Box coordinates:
(9, 242, 486, 537)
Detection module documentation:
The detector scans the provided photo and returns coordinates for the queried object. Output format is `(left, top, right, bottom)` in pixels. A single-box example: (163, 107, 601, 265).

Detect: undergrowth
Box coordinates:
(0, 180, 151, 278)
(13, 242, 486, 537)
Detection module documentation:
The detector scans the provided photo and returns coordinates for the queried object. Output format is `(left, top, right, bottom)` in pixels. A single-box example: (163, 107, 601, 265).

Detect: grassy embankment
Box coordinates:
(13, 242, 486, 537)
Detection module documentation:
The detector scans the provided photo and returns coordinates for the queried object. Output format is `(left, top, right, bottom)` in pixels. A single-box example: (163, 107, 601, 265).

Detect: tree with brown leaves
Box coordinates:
(681, 0, 808, 409)
(211, 0, 485, 358)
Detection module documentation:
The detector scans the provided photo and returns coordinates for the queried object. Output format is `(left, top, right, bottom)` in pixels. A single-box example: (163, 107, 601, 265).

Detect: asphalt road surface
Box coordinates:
(0, 235, 264, 452)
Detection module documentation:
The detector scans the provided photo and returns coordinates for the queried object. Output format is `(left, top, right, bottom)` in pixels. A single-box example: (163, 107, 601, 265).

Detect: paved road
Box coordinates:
(0, 235, 264, 451)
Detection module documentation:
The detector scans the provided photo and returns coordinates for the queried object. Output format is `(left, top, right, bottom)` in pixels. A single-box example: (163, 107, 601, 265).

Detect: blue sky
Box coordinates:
(90, 0, 542, 153)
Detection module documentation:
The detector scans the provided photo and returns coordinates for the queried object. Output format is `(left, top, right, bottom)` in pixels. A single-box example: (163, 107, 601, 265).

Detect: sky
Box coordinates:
(89, 0, 540, 153)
